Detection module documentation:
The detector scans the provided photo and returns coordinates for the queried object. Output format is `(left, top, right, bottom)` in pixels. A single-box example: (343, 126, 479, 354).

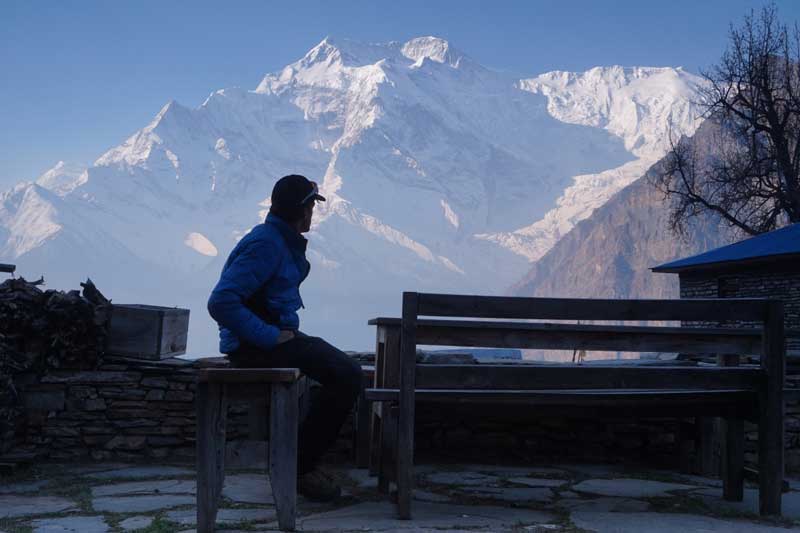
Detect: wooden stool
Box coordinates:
(196, 368, 304, 532)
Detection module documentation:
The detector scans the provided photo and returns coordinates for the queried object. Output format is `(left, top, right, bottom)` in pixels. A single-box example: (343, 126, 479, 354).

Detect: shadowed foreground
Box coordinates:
(2, 461, 800, 532)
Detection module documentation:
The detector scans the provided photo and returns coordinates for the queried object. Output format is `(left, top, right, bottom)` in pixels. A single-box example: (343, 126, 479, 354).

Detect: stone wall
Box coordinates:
(14, 356, 250, 461)
(11, 352, 800, 474)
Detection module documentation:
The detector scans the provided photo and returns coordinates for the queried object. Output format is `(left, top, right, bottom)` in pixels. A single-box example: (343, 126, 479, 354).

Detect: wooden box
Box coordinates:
(107, 304, 190, 359)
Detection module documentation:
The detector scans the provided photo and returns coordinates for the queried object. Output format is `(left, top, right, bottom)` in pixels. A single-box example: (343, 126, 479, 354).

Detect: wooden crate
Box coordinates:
(107, 304, 190, 359)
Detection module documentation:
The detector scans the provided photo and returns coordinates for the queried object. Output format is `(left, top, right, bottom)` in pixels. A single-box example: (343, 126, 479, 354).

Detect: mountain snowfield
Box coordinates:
(1, 37, 706, 352)
(477, 66, 706, 261)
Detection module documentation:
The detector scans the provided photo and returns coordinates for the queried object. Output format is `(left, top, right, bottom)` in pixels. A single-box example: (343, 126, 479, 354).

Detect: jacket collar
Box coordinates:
(266, 213, 308, 252)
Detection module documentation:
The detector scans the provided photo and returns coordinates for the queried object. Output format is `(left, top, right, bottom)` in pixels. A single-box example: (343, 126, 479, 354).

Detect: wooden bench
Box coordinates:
(196, 368, 305, 532)
(366, 293, 786, 519)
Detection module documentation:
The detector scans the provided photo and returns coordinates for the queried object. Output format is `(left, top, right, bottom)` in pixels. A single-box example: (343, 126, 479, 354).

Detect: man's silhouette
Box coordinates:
(208, 174, 362, 501)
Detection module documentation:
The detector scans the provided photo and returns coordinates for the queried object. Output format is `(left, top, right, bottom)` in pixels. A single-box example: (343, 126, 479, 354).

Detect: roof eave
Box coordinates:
(652, 252, 800, 274)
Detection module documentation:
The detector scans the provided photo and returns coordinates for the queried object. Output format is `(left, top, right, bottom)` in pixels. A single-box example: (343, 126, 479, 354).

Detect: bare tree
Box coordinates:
(655, 4, 800, 236)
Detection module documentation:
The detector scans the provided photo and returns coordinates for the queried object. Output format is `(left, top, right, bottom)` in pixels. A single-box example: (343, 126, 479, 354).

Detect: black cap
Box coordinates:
(271, 174, 326, 209)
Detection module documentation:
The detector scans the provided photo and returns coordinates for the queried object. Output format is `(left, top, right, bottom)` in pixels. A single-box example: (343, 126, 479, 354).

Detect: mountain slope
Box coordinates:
(0, 37, 707, 351)
(511, 119, 736, 302)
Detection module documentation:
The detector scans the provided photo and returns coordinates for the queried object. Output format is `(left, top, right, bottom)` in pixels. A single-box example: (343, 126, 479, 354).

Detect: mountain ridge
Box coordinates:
(3, 36, 707, 351)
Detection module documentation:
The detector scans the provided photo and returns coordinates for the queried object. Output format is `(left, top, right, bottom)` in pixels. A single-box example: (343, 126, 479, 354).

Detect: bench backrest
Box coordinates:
(395, 292, 785, 404)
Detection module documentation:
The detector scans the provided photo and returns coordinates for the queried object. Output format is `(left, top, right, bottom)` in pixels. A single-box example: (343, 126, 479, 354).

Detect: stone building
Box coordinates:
(652, 223, 800, 355)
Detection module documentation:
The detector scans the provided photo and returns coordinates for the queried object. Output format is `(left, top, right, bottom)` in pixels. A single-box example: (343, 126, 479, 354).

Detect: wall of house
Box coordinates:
(679, 266, 800, 352)
(678, 266, 800, 472)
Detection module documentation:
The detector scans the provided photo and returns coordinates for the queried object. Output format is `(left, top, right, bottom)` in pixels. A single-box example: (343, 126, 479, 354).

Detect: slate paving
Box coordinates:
(0, 461, 799, 532)
(30, 515, 109, 533)
(0, 495, 76, 518)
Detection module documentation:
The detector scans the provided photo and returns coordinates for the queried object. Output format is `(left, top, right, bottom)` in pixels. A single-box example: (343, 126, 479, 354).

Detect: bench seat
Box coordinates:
(365, 387, 755, 406)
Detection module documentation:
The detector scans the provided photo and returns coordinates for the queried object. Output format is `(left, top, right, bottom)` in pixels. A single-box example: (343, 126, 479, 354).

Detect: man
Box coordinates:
(207, 174, 362, 502)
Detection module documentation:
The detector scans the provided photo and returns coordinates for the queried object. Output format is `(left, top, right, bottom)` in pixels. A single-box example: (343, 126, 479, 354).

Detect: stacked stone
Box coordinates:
(16, 356, 249, 461)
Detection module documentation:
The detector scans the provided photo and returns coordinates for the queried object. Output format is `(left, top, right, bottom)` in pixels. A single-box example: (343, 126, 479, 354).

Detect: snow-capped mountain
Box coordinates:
(0, 37, 706, 352)
(477, 66, 706, 261)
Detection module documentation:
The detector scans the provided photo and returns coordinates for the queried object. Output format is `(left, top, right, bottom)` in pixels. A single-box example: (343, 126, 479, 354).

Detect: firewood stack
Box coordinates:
(0, 277, 112, 453)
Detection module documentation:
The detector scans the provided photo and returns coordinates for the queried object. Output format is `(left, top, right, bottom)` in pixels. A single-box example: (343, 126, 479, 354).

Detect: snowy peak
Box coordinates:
(401, 36, 464, 67)
(35, 161, 87, 196)
(519, 65, 705, 158)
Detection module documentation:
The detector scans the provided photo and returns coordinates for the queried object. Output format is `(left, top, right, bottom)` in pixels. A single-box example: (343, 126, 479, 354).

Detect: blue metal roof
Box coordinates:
(652, 223, 800, 273)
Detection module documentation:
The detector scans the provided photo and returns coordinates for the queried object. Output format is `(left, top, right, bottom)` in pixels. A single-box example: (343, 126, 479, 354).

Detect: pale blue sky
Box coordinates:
(2, 0, 799, 189)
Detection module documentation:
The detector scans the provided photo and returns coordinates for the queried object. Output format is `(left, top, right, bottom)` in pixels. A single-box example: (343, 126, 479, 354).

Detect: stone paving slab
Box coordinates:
(31, 515, 109, 533)
(92, 494, 195, 513)
(166, 507, 277, 526)
(558, 496, 650, 513)
(425, 472, 500, 487)
(452, 465, 569, 478)
(413, 489, 454, 503)
(118, 515, 154, 531)
(571, 511, 799, 532)
(63, 463, 132, 475)
(507, 477, 568, 488)
(458, 486, 554, 503)
(572, 478, 694, 498)
(86, 465, 194, 479)
(346, 468, 379, 489)
(0, 480, 49, 494)
(221, 473, 274, 505)
(269, 501, 555, 531)
(91, 479, 196, 497)
(693, 487, 800, 520)
(0, 495, 76, 518)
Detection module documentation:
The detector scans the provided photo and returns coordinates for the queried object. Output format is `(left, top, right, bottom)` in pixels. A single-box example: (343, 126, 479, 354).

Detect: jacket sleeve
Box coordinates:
(207, 238, 282, 351)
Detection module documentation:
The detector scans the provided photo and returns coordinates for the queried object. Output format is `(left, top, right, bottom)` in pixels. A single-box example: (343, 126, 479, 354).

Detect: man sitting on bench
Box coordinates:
(208, 174, 362, 502)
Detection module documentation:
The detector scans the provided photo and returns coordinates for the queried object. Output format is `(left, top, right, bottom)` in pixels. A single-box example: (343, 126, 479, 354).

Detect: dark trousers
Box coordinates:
(229, 334, 363, 475)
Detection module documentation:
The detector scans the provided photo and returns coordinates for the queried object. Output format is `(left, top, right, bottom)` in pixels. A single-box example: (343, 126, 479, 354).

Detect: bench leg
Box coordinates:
(697, 417, 717, 476)
(355, 386, 372, 468)
(197, 382, 227, 533)
(270, 381, 299, 532)
(378, 404, 397, 494)
(723, 417, 744, 501)
(369, 404, 382, 476)
(759, 302, 784, 516)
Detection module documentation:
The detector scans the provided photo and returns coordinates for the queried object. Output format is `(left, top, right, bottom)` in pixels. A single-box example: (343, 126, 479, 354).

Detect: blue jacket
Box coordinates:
(207, 214, 310, 353)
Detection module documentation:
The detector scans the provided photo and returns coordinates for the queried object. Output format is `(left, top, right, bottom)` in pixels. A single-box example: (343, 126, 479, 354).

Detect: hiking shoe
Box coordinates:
(297, 469, 341, 502)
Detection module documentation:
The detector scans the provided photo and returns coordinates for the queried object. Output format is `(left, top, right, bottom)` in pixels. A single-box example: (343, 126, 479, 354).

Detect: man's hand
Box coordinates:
(277, 330, 295, 344)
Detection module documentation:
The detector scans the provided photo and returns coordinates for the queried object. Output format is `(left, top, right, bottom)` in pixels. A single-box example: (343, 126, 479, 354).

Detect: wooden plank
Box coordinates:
(415, 293, 769, 322)
(270, 382, 298, 531)
(369, 318, 762, 354)
(720, 354, 744, 502)
(355, 373, 372, 468)
(196, 382, 227, 533)
(397, 292, 418, 519)
(759, 301, 785, 516)
(366, 388, 754, 406)
(415, 323, 761, 354)
(378, 404, 398, 494)
(365, 390, 753, 418)
(198, 368, 301, 384)
(369, 328, 387, 477)
(413, 365, 761, 391)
